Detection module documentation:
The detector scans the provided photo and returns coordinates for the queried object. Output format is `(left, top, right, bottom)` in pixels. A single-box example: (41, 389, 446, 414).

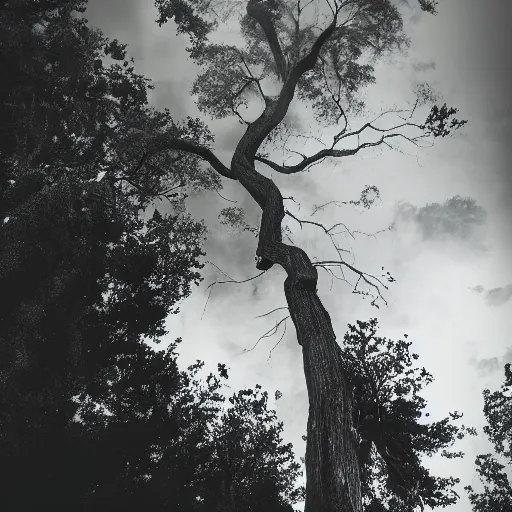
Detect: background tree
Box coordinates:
(340, 319, 476, 511)
(465, 363, 512, 511)
(200, 384, 304, 511)
(152, 1, 467, 510)
(0, 1, 209, 506)
(75, 343, 303, 512)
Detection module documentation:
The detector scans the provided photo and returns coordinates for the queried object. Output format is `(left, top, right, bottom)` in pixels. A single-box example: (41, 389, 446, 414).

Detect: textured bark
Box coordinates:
(230, 151, 363, 511)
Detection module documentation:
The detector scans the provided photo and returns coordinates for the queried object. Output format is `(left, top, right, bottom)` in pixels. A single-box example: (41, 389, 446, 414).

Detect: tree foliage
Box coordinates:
(0, 0, 208, 433)
(341, 319, 475, 511)
(465, 363, 512, 511)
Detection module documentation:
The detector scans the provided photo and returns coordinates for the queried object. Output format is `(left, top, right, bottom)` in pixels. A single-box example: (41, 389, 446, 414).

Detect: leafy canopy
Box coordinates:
(341, 319, 476, 511)
(465, 363, 512, 512)
(154, 0, 466, 181)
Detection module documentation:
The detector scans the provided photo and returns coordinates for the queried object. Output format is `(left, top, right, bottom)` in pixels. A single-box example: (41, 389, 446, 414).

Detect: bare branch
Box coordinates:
(239, 55, 268, 103)
(201, 261, 266, 318)
(157, 138, 236, 180)
(267, 318, 289, 361)
(255, 306, 289, 319)
(285, 209, 353, 268)
(313, 259, 394, 307)
(242, 315, 290, 354)
(255, 127, 428, 174)
(216, 190, 238, 203)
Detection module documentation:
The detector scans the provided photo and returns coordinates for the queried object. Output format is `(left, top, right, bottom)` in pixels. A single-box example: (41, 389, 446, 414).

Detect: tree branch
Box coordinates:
(247, 0, 288, 82)
(235, 4, 339, 159)
(157, 138, 237, 180)
(313, 259, 392, 308)
(255, 129, 426, 174)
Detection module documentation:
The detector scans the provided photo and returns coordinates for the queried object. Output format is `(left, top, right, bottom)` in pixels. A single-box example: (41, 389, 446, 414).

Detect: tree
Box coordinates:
(465, 363, 512, 511)
(200, 384, 303, 511)
(152, 1, 467, 510)
(341, 319, 475, 511)
(0, 2, 214, 505)
(0, 0, 218, 392)
(75, 343, 303, 512)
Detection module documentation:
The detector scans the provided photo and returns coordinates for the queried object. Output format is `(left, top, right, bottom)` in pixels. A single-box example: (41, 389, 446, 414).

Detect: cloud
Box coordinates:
(394, 195, 487, 244)
(472, 283, 512, 306)
(475, 356, 501, 376)
(473, 345, 512, 377)
(486, 285, 512, 306)
(412, 60, 436, 72)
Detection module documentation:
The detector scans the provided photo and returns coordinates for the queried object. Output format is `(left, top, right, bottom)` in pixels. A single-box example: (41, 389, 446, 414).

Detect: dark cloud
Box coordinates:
(474, 347, 512, 377)
(394, 195, 486, 243)
(472, 284, 512, 307)
(412, 61, 436, 72)
(475, 356, 501, 376)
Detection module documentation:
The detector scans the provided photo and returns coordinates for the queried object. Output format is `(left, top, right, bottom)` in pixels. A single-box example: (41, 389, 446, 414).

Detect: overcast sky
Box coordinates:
(85, 1, 512, 509)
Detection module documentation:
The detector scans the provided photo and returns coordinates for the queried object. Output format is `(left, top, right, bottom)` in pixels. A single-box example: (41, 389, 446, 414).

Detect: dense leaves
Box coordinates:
(0, 0, 209, 422)
(195, 384, 303, 511)
(465, 363, 512, 511)
(341, 319, 475, 511)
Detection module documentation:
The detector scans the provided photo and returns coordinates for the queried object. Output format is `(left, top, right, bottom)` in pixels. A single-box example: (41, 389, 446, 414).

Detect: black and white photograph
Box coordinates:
(1, 1, 511, 510)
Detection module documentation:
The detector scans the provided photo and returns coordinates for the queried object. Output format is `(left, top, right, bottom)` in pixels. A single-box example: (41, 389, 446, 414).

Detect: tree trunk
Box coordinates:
(230, 151, 362, 511)
(285, 255, 361, 512)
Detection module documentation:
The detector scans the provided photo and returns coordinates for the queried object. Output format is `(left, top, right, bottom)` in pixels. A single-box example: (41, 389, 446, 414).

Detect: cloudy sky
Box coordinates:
(85, 1, 512, 509)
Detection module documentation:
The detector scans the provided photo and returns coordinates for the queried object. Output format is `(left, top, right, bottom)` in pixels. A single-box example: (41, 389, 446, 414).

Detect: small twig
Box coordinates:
(242, 316, 290, 354)
(313, 259, 392, 307)
(255, 306, 289, 319)
(201, 262, 265, 319)
(216, 190, 238, 203)
(267, 319, 289, 362)
(285, 209, 353, 266)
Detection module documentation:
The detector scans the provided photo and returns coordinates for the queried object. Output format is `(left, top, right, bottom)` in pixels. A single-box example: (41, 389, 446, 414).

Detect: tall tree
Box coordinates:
(152, 1, 466, 510)
(465, 363, 512, 511)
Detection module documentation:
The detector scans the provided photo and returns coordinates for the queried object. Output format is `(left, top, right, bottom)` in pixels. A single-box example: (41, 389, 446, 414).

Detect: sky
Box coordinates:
(85, 1, 512, 509)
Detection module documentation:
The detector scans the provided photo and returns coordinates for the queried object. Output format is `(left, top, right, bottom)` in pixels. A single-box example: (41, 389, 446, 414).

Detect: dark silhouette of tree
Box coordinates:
(465, 363, 512, 511)
(151, 1, 467, 510)
(75, 343, 303, 512)
(200, 384, 303, 511)
(340, 319, 475, 511)
(0, 1, 205, 507)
